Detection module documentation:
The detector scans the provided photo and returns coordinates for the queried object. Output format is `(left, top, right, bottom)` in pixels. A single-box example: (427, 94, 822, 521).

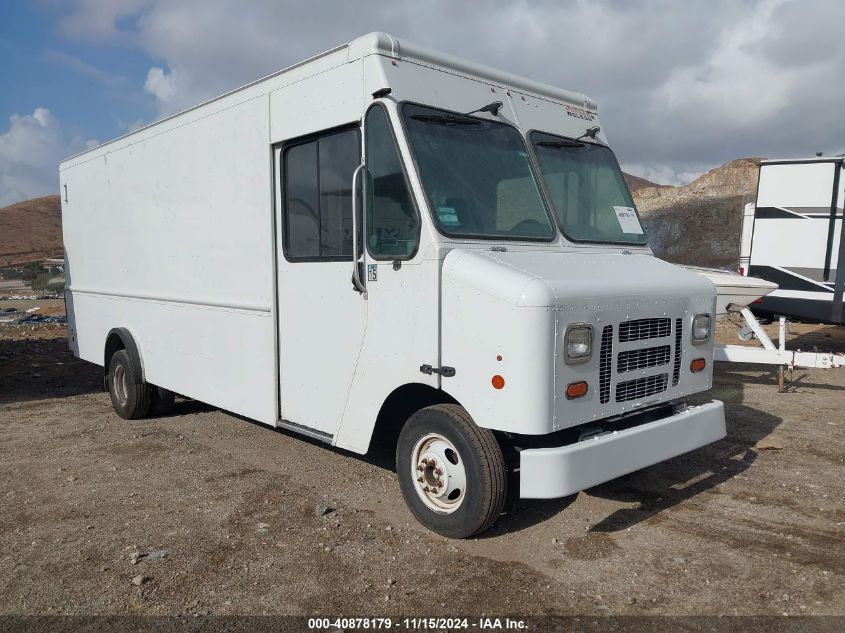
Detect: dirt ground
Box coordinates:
(0, 302, 843, 622)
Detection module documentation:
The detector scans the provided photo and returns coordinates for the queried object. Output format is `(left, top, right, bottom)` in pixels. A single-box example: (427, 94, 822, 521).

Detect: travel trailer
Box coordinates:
(60, 33, 725, 538)
(740, 157, 845, 325)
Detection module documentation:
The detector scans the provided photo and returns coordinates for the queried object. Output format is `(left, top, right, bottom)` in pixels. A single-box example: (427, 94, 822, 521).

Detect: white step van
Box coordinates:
(60, 33, 725, 537)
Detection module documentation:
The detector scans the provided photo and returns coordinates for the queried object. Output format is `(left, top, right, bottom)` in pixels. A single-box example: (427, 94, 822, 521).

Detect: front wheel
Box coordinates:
(396, 404, 507, 538)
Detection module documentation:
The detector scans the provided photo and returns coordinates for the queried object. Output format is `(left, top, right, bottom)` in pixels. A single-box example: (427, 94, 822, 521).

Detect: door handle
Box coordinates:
(351, 163, 367, 296)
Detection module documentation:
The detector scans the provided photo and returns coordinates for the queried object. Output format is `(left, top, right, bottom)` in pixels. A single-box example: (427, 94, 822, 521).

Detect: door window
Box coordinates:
(365, 105, 420, 259)
(283, 127, 360, 260)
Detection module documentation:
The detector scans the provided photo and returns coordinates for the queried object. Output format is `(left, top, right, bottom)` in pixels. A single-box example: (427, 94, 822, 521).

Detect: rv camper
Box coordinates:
(741, 157, 845, 325)
(60, 33, 725, 538)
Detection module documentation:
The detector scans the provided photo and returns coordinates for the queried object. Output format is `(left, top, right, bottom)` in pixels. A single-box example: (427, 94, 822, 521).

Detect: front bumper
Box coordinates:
(519, 400, 726, 498)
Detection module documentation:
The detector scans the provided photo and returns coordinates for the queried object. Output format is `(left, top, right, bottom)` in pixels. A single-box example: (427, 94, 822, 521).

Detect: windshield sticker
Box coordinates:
(437, 205, 460, 226)
(612, 206, 644, 234)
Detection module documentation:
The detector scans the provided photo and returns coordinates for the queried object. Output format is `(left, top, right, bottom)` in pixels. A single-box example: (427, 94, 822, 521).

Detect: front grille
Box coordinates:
(619, 318, 671, 342)
(567, 315, 682, 409)
(599, 325, 613, 404)
(672, 318, 683, 386)
(615, 373, 668, 402)
(617, 345, 670, 373)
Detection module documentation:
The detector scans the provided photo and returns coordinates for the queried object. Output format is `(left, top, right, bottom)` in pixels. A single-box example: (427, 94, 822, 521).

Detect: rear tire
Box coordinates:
(107, 349, 151, 420)
(396, 404, 507, 538)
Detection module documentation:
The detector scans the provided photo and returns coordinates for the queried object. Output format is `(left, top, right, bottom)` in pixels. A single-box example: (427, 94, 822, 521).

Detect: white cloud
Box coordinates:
(622, 163, 709, 187)
(0, 108, 97, 207)
(655, 1, 790, 127)
(143, 67, 179, 104)
(58, 0, 152, 42)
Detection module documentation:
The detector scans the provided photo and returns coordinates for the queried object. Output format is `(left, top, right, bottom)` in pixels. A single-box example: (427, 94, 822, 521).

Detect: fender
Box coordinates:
(104, 327, 145, 387)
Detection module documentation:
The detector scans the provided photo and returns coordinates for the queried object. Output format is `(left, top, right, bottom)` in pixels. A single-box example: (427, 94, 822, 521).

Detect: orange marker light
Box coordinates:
(566, 381, 588, 399)
(690, 358, 706, 373)
(491, 375, 505, 389)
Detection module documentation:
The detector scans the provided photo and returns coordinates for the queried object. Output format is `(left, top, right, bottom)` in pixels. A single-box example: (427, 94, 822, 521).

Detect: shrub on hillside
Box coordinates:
(30, 272, 53, 292)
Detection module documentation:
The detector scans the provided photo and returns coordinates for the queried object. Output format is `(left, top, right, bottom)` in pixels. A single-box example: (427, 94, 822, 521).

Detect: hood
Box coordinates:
(441, 249, 715, 308)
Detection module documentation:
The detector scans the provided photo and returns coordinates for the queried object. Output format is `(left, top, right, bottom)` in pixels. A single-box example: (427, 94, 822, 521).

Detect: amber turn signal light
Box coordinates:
(690, 358, 706, 373)
(565, 381, 588, 399)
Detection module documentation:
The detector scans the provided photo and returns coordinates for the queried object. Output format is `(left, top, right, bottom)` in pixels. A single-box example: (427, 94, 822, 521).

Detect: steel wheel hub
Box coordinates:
(411, 433, 466, 513)
(112, 364, 128, 407)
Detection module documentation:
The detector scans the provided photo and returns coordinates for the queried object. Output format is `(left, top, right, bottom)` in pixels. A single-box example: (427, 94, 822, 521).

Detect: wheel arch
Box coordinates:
(366, 382, 460, 455)
(104, 327, 145, 388)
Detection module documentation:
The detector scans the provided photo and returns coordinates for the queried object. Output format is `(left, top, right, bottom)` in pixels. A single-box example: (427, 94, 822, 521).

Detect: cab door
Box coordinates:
(275, 125, 367, 437)
(331, 102, 440, 453)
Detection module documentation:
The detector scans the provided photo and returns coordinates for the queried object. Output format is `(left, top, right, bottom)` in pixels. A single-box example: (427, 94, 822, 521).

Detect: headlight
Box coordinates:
(564, 324, 593, 363)
(692, 313, 711, 343)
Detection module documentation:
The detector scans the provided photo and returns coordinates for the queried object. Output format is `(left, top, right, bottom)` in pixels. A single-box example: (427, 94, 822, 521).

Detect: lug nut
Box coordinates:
(417, 477, 424, 483)
(435, 468, 443, 476)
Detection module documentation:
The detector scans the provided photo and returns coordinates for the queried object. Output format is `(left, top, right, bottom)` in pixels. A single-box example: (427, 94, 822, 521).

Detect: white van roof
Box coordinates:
(349, 32, 595, 109)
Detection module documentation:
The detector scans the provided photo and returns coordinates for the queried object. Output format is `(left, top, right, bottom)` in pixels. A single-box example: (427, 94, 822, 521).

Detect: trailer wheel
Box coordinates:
(396, 404, 507, 538)
(107, 349, 151, 420)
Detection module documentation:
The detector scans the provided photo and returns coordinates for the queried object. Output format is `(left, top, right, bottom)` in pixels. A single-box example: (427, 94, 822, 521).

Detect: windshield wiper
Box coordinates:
(536, 139, 585, 149)
(410, 114, 483, 126)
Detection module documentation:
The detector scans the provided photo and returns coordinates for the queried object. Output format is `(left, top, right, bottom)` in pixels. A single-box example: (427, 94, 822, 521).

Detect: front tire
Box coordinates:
(397, 404, 507, 538)
(107, 349, 151, 420)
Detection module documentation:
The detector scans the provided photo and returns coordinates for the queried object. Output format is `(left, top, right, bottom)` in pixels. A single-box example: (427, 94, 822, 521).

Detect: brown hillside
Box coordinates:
(623, 172, 667, 194)
(0, 195, 63, 267)
(634, 159, 763, 269)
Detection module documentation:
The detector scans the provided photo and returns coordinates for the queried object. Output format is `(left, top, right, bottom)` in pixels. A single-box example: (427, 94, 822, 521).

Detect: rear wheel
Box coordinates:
(107, 349, 151, 420)
(397, 404, 507, 538)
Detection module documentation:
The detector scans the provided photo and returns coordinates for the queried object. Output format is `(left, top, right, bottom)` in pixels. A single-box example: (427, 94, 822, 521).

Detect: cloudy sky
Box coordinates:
(1, 0, 843, 206)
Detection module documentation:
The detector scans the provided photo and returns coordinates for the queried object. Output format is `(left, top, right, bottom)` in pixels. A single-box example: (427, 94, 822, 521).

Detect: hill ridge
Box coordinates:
(0, 195, 63, 267)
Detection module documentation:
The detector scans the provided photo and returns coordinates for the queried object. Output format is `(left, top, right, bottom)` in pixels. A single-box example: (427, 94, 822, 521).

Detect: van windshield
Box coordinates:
(401, 103, 555, 240)
(530, 131, 647, 245)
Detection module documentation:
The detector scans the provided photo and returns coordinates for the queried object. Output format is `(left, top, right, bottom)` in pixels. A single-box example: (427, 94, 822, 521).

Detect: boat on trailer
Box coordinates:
(683, 266, 777, 315)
